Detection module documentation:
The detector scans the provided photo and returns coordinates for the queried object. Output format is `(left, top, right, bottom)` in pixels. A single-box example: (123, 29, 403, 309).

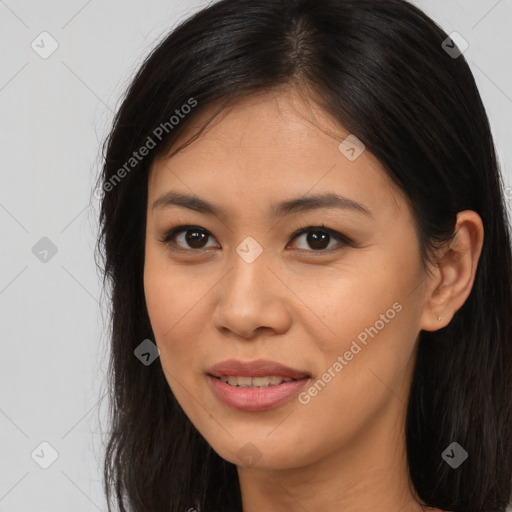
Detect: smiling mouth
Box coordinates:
(211, 375, 305, 388)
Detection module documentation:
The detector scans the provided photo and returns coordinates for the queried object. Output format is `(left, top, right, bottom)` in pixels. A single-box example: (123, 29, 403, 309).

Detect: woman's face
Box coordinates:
(144, 88, 431, 471)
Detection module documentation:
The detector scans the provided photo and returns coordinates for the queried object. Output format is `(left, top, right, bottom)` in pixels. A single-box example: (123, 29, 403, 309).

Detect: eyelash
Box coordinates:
(158, 223, 354, 255)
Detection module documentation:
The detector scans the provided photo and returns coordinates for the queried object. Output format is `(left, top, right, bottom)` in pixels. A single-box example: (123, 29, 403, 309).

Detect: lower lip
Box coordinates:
(207, 375, 310, 411)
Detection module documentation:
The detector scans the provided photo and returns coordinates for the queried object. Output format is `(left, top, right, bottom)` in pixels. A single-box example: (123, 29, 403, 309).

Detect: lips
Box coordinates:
(208, 359, 310, 380)
(207, 359, 311, 411)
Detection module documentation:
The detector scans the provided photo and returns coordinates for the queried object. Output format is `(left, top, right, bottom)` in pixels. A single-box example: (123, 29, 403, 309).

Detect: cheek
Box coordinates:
(143, 251, 199, 363)
(299, 247, 424, 413)
(295, 256, 414, 356)
(143, 261, 208, 416)
(289, 283, 420, 461)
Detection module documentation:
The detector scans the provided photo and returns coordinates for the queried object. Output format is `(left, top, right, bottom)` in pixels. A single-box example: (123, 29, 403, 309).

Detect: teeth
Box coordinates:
(219, 375, 296, 387)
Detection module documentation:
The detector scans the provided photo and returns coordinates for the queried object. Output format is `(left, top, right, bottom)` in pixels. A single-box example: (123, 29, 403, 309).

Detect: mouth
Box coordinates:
(212, 375, 304, 388)
(207, 359, 311, 411)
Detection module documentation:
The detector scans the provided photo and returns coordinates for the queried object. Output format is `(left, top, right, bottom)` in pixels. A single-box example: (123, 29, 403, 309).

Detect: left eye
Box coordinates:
(289, 226, 352, 252)
(159, 224, 352, 252)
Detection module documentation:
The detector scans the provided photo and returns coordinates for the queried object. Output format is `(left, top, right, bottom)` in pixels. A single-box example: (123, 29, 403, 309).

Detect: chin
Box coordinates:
(206, 434, 317, 471)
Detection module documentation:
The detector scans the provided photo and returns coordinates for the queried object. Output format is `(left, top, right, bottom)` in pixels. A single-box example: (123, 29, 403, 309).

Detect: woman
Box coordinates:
(96, 0, 512, 511)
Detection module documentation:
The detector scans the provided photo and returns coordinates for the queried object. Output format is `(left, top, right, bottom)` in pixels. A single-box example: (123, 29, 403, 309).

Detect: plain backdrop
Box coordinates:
(1, 1, 511, 510)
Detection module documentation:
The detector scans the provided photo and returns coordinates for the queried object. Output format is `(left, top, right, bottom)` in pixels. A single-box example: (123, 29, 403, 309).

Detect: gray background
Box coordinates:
(1, 1, 511, 510)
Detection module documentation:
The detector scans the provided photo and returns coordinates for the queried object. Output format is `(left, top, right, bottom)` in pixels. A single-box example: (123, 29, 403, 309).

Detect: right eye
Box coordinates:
(159, 225, 219, 251)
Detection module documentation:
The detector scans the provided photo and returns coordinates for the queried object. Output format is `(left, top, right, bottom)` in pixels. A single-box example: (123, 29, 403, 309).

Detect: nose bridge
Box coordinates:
(211, 236, 290, 337)
(225, 236, 270, 304)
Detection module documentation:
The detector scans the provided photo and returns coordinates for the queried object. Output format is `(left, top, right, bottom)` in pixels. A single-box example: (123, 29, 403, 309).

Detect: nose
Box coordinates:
(210, 246, 292, 340)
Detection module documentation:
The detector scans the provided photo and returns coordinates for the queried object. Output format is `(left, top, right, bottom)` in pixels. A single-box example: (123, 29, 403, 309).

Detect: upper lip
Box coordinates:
(208, 359, 310, 379)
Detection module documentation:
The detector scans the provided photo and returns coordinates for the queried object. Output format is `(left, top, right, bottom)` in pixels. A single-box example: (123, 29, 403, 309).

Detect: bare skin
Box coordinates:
(143, 87, 483, 512)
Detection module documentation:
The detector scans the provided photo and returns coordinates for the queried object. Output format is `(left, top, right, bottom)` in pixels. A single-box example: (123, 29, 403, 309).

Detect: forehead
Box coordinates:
(148, 88, 404, 217)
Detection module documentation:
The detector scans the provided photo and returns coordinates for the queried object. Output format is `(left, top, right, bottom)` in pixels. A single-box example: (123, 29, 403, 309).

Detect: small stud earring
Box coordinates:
(437, 315, 442, 321)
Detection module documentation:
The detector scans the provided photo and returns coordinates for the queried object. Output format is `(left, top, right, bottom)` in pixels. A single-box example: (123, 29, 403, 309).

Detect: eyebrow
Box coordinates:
(152, 191, 372, 218)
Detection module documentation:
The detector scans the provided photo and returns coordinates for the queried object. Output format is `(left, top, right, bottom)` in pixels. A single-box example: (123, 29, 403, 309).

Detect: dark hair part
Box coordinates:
(95, 0, 512, 510)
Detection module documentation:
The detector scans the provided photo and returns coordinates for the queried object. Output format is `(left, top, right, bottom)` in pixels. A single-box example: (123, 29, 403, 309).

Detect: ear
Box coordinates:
(420, 210, 484, 332)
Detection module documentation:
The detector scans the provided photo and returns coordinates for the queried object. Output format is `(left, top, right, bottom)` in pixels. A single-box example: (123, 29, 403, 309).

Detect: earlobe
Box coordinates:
(420, 210, 484, 332)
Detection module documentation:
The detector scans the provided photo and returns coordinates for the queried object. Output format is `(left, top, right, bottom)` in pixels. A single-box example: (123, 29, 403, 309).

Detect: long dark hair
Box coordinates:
(95, 0, 512, 510)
